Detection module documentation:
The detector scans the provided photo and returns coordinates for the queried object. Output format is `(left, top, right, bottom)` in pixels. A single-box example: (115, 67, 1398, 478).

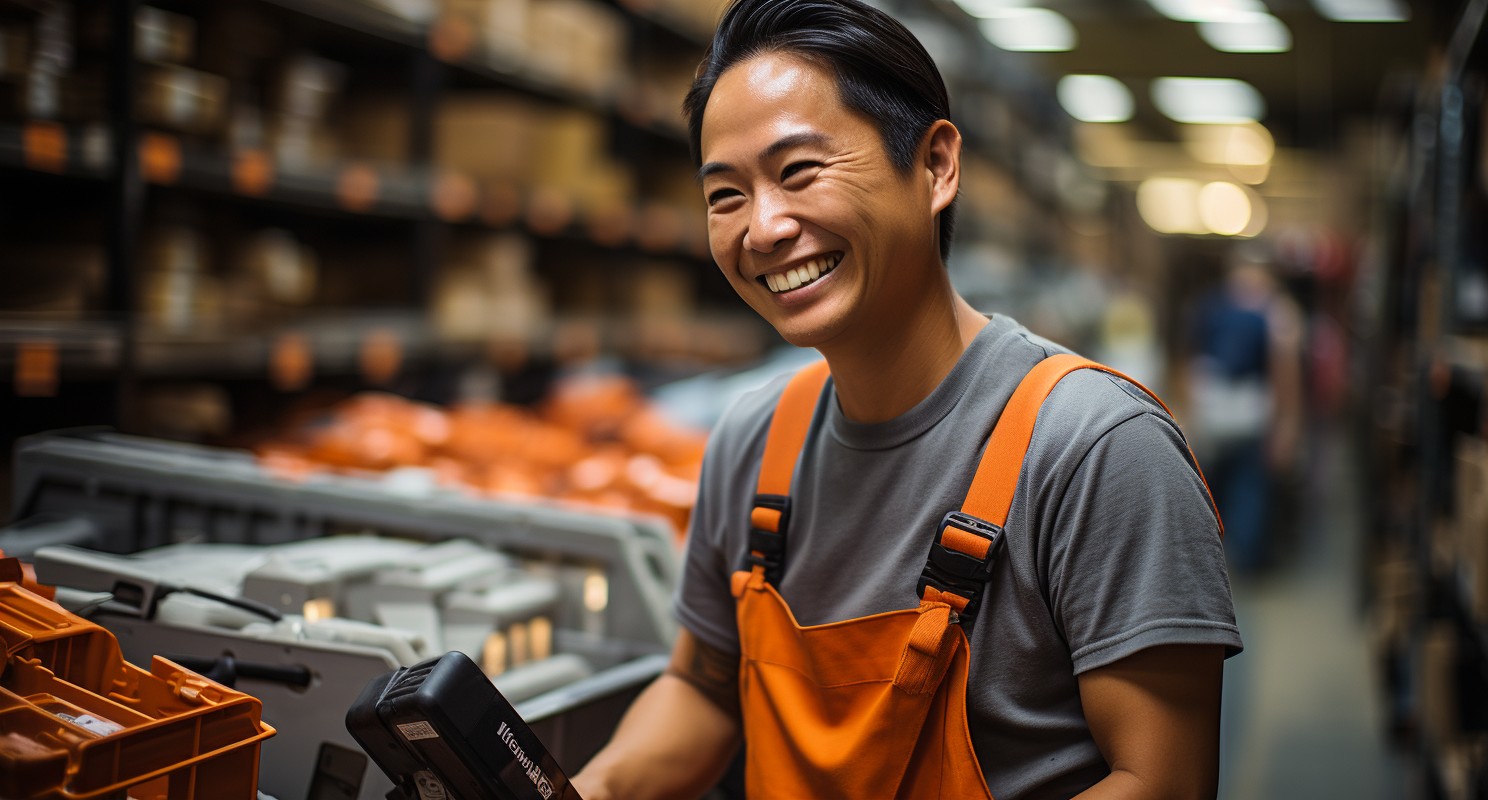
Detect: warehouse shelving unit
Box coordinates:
(1363, 1, 1488, 796)
(0, 0, 744, 444)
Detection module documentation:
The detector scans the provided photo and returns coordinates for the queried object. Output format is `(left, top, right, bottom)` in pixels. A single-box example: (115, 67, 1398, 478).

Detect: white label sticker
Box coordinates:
(397, 720, 440, 741)
(72, 714, 125, 736)
(412, 769, 449, 799)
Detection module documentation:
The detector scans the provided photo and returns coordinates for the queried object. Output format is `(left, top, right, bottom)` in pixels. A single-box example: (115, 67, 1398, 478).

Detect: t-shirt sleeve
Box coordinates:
(672, 380, 781, 656)
(1041, 377, 1243, 674)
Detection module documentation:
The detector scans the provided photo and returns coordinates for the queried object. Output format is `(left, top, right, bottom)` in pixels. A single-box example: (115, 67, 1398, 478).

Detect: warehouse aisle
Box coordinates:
(1218, 425, 1409, 799)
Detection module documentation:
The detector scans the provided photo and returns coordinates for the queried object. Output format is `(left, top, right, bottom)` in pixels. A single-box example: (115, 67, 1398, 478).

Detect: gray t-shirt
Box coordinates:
(675, 314, 1242, 799)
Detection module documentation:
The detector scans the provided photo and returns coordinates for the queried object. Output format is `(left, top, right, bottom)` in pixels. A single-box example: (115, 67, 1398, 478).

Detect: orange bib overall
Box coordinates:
(729, 354, 1217, 799)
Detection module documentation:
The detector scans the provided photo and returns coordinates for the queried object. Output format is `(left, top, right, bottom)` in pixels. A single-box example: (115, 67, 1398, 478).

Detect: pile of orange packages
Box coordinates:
(254, 374, 709, 542)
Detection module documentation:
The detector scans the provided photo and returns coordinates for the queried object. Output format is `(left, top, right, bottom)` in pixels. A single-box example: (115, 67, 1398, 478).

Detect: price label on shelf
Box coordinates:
(140, 132, 181, 184)
(525, 186, 574, 236)
(23, 121, 66, 174)
(337, 164, 379, 213)
(232, 149, 274, 197)
(15, 340, 59, 397)
(480, 182, 523, 227)
(360, 329, 402, 386)
(270, 333, 312, 392)
(432, 172, 477, 221)
(429, 16, 475, 62)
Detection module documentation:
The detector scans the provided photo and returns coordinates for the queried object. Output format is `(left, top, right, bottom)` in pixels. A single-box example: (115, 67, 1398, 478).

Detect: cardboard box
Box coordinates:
(443, 0, 527, 55)
(136, 6, 196, 65)
(0, 24, 27, 79)
(433, 233, 549, 343)
(1455, 436, 1488, 623)
(434, 92, 540, 182)
(138, 65, 228, 136)
(337, 94, 412, 164)
(0, 244, 104, 316)
(525, 0, 624, 96)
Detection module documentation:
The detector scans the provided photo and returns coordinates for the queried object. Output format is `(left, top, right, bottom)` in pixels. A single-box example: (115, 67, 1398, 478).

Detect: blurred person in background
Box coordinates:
(573, 0, 1240, 797)
(1187, 254, 1305, 574)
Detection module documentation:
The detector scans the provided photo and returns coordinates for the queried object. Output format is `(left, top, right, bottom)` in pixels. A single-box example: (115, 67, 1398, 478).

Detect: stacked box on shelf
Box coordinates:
(1455, 436, 1488, 625)
(0, 557, 275, 800)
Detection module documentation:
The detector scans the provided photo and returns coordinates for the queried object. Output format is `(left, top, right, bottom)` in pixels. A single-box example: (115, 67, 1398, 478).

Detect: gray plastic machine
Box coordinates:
(4, 429, 680, 800)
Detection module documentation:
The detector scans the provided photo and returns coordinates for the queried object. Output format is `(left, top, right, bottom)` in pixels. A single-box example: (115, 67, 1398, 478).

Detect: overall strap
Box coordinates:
(918, 353, 1223, 619)
(746, 360, 832, 583)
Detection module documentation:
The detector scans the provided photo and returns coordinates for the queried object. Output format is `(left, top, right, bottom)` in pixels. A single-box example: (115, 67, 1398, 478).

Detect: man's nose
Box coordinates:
(743, 191, 801, 254)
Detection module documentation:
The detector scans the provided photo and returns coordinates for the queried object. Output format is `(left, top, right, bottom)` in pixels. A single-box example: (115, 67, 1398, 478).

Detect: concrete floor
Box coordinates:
(1218, 429, 1411, 799)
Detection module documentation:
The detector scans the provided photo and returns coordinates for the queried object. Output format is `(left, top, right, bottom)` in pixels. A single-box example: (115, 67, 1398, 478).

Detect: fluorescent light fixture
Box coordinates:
(1198, 181, 1252, 235)
(1152, 77, 1265, 124)
(1310, 0, 1409, 22)
(1183, 122, 1276, 165)
(1199, 13, 1292, 52)
(1057, 75, 1134, 123)
(1146, 0, 1266, 23)
(1137, 178, 1204, 235)
(978, 8, 1077, 52)
(1139, 178, 1262, 236)
(952, 0, 1020, 17)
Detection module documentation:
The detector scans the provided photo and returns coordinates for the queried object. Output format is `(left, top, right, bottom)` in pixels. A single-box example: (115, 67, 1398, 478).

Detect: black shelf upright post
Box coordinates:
(409, 48, 442, 313)
(106, 0, 141, 430)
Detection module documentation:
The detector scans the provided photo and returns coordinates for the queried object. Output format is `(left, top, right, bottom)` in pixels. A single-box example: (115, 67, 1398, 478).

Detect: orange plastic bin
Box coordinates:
(0, 558, 275, 799)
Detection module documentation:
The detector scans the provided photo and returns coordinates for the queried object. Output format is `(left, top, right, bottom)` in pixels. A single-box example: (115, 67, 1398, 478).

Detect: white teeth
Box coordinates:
(763, 255, 840, 294)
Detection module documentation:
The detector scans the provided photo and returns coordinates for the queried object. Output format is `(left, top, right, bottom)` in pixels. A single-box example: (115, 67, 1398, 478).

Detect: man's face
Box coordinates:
(698, 53, 941, 350)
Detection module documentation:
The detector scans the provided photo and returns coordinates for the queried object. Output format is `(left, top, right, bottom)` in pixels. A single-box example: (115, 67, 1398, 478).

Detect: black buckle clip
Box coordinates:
(745, 493, 791, 581)
(915, 511, 1004, 621)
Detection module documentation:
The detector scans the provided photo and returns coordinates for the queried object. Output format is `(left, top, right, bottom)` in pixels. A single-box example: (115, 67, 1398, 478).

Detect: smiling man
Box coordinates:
(572, 1, 1241, 798)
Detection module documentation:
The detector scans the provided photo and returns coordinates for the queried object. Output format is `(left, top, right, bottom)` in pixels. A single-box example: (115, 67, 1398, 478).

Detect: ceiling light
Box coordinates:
(952, 0, 1020, 17)
(1198, 181, 1252, 235)
(1183, 122, 1276, 165)
(1137, 178, 1204, 235)
(978, 8, 1077, 52)
(1152, 77, 1265, 124)
(1310, 0, 1409, 22)
(1198, 13, 1292, 52)
(1057, 75, 1134, 123)
(1146, 0, 1267, 23)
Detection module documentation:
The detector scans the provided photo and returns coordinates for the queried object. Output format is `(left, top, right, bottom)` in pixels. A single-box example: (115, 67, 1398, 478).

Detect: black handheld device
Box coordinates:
(347, 651, 584, 800)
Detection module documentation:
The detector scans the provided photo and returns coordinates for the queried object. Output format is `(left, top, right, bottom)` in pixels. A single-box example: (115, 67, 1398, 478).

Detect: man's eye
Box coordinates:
(707, 188, 741, 206)
(782, 161, 822, 181)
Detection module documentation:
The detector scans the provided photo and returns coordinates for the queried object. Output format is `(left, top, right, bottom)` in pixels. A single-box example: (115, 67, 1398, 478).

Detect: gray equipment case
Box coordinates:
(4, 429, 680, 800)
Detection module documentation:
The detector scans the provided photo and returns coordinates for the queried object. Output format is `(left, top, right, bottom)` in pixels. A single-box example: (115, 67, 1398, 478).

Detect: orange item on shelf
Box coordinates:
(253, 375, 711, 539)
(0, 558, 275, 799)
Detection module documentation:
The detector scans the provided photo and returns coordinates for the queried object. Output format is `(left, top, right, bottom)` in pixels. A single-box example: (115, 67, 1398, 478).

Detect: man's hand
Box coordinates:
(1074, 644, 1225, 800)
(571, 629, 742, 800)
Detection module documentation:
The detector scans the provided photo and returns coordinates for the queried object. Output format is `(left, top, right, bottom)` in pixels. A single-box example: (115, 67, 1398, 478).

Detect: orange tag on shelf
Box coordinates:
(480, 182, 523, 227)
(15, 340, 59, 397)
(430, 15, 475, 62)
(337, 163, 379, 213)
(232, 149, 274, 196)
(270, 333, 312, 391)
(432, 172, 477, 221)
(140, 132, 181, 184)
(23, 121, 66, 174)
(360, 329, 402, 386)
(525, 186, 575, 236)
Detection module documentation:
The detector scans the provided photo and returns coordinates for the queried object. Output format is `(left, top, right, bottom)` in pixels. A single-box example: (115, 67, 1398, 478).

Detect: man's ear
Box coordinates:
(923, 119, 961, 215)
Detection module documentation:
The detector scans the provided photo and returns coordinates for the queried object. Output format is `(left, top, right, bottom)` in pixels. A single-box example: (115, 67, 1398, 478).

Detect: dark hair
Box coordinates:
(684, 0, 958, 261)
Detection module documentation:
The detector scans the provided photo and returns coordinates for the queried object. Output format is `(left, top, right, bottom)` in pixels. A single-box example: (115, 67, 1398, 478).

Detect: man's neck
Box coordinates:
(822, 292, 988, 424)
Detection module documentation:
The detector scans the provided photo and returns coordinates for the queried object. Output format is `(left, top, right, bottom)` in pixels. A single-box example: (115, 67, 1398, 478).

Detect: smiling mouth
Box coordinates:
(758, 254, 841, 294)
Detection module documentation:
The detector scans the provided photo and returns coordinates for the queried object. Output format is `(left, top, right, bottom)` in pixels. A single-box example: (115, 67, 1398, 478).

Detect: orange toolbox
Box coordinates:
(0, 557, 275, 799)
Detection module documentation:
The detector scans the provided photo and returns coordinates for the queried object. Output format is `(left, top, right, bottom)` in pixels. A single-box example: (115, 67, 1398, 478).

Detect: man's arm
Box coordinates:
(571, 628, 742, 800)
(1074, 644, 1225, 800)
